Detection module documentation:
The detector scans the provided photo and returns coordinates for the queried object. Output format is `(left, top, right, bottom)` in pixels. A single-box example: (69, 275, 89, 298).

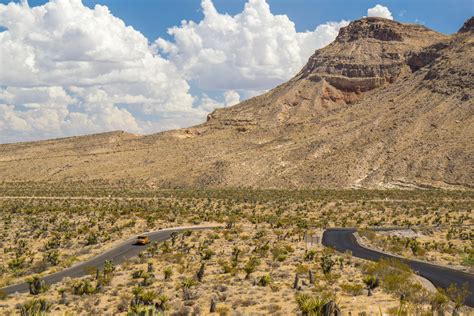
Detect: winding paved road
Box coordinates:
(322, 228, 474, 307)
(1, 226, 216, 295)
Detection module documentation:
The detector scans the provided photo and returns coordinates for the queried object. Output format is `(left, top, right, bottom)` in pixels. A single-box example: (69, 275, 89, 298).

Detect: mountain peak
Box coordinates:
(458, 16, 474, 33)
(298, 19, 447, 93)
(336, 17, 404, 42)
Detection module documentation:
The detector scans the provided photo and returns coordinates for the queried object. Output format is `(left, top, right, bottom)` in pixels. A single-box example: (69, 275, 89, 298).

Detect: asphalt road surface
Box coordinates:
(1, 226, 215, 295)
(322, 228, 474, 307)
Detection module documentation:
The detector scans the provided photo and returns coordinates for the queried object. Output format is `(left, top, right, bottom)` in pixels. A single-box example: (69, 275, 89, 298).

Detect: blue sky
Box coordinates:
(3, 0, 473, 39)
(0, 0, 472, 143)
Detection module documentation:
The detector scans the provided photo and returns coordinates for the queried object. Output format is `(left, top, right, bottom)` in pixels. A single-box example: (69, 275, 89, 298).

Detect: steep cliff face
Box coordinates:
(205, 17, 448, 128)
(0, 17, 472, 189)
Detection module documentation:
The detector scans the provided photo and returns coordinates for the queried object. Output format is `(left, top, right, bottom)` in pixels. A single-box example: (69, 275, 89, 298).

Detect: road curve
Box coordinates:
(322, 228, 474, 307)
(1, 225, 217, 295)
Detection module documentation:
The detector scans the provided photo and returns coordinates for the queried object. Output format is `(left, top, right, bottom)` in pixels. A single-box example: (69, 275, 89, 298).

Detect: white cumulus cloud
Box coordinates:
(367, 4, 394, 20)
(155, 0, 348, 92)
(0, 0, 352, 143)
(0, 0, 201, 143)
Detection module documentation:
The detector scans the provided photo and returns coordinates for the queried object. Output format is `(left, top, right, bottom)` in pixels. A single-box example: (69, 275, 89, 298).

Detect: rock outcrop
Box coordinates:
(0, 17, 472, 189)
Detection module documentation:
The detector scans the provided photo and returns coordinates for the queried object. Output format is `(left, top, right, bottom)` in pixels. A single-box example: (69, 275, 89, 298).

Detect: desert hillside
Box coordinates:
(0, 17, 473, 189)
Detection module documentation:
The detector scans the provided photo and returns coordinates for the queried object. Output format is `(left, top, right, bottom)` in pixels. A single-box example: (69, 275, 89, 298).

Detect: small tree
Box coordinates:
(243, 257, 260, 279)
(196, 263, 205, 282)
(320, 254, 335, 275)
(27, 276, 48, 295)
(163, 266, 173, 280)
(258, 274, 272, 287)
(446, 282, 470, 315)
(363, 275, 379, 296)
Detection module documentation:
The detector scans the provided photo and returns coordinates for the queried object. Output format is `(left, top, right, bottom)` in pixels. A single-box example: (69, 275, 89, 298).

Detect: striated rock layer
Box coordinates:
(0, 17, 473, 189)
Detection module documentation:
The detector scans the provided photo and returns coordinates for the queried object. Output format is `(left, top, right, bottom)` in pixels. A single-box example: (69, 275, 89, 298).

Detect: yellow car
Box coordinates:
(135, 235, 150, 245)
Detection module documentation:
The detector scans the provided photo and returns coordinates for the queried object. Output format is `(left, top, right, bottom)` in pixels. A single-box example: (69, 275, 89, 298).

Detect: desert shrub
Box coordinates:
(140, 272, 155, 286)
(271, 246, 288, 262)
(132, 270, 144, 279)
(341, 282, 364, 296)
(295, 264, 309, 274)
(218, 259, 233, 274)
(201, 248, 215, 260)
(18, 298, 52, 316)
(295, 293, 328, 316)
(8, 255, 26, 271)
(44, 250, 60, 266)
(446, 282, 470, 313)
(71, 279, 95, 295)
(304, 249, 317, 261)
(257, 274, 272, 287)
(364, 258, 430, 303)
(86, 233, 98, 245)
(163, 266, 173, 280)
(320, 254, 334, 275)
(461, 250, 474, 267)
(243, 257, 261, 279)
(362, 275, 379, 296)
(358, 229, 376, 241)
(26, 276, 48, 295)
(430, 288, 449, 314)
(181, 277, 196, 289)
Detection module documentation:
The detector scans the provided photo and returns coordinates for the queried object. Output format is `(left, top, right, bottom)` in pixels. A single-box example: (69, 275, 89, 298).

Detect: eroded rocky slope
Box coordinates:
(0, 17, 472, 189)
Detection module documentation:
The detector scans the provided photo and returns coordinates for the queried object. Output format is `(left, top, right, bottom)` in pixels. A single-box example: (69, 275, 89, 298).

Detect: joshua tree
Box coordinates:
(293, 273, 300, 290)
(196, 263, 206, 282)
(243, 257, 260, 279)
(320, 254, 335, 275)
(258, 274, 272, 287)
(27, 276, 48, 295)
(362, 275, 379, 296)
(163, 266, 173, 281)
(309, 270, 315, 285)
(170, 231, 179, 246)
(147, 262, 154, 273)
(447, 282, 470, 315)
(155, 294, 169, 312)
(210, 297, 217, 313)
(304, 249, 317, 261)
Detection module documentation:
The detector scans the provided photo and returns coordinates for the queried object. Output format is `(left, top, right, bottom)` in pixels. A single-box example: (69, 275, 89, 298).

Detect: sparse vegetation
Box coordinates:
(0, 184, 471, 314)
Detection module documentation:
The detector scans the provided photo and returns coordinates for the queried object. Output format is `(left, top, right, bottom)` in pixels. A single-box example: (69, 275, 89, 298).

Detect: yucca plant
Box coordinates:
(163, 266, 173, 280)
(362, 275, 379, 296)
(18, 298, 52, 316)
(257, 274, 272, 287)
(295, 293, 327, 316)
(26, 276, 48, 295)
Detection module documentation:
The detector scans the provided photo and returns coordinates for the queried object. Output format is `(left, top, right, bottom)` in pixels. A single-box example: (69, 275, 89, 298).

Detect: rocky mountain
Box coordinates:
(1, 17, 473, 189)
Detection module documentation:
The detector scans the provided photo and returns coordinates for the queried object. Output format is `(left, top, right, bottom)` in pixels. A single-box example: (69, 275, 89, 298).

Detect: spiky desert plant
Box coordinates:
(295, 293, 327, 316)
(257, 274, 272, 287)
(243, 257, 260, 279)
(320, 254, 334, 275)
(181, 277, 196, 289)
(27, 276, 48, 295)
(18, 298, 52, 316)
(362, 275, 379, 296)
(196, 263, 205, 282)
(163, 266, 173, 280)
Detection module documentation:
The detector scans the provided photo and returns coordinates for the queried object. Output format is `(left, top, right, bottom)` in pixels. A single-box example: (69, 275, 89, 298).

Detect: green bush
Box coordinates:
(295, 293, 327, 316)
(257, 275, 272, 287)
(71, 279, 95, 295)
(18, 298, 52, 316)
(341, 282, 364, 296)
